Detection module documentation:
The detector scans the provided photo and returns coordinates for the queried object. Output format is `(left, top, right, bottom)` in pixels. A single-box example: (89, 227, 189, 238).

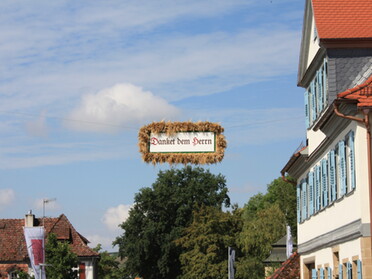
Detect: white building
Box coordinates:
(281, 0, 372, 278)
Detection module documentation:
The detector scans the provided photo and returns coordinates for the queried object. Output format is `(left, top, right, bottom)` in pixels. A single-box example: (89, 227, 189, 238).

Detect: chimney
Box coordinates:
(25, 210, 35, 227)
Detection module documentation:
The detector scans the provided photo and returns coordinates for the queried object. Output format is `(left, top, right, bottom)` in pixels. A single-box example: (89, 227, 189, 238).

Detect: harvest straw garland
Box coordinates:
(138, 121, 227, 165)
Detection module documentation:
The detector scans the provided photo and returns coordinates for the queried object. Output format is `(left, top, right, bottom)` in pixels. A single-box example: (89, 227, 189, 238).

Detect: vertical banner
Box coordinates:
(286, 225, 293, 258)
(24, 227, 46, 279)
(228, 247, 235, 279)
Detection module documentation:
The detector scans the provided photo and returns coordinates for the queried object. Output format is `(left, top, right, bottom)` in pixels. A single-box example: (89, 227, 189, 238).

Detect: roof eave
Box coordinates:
(281, 147, 308, 177)
(320, 38, 372, 49)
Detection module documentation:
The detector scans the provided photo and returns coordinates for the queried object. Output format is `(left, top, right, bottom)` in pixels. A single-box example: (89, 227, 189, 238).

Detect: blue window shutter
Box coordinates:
(297, 185, 301, 223)
(339, 140, 347, 195)
(312, 269, 318, 279)
(320, 268, 325, 279)
(347, 262, 352, 279)
(323, 59, 328, 102)
(357, 259, 362, 279)
(328, 150, 337, 201)
(315, 166, 321, 211)
(349, 131, 356, 190)
(309, 172, 314, 216)
(327, 267, 332, 279)
(305, 90, 310, 128)
(322, 159, 329, 207)
(302, 180, 307, 220)
(317, 70, 323, 113)
(339, 264, 343, 279)
(311, 81, 317, 121)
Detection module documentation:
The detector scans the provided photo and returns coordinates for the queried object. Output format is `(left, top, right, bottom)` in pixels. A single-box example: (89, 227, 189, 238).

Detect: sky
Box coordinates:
(0, 0, 306, 251)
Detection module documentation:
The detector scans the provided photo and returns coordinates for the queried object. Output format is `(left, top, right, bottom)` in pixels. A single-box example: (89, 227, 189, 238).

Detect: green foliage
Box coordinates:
(176, 206, 242, 279)
(45, 233, 78, 279)
(266, 177, 297, 237)
(235, 177, 296, 279)
(239, 204, 286, 258)
(93, 244, 126, 279)
(15, 270, 34, 279)
(114, 166, 230, 279)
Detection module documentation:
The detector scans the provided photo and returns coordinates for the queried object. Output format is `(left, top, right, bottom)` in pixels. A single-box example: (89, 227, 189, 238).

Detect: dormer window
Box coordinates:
(8, 271, 19, 279)
(304, 58, 328, 128)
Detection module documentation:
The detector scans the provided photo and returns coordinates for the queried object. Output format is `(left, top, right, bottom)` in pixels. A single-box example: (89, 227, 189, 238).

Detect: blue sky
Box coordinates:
(0, 0, 306, 251)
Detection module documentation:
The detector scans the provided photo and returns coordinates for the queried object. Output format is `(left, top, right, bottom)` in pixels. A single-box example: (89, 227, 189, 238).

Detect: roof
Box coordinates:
(0, 214, 99, 262)
(281, 145, 308, 176)
(312, 0, 372, 40)
(264, 236, 298, 264)
(337, 75, 372, 107)
(266, 252, 300, 279)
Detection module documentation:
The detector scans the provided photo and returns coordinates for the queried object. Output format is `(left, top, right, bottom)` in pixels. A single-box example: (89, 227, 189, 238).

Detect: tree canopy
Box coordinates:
(175, 206, 242, 279)
(114, 166, 230, 279)
(235, 177, 296, 279)
(45, 233, 78, 279)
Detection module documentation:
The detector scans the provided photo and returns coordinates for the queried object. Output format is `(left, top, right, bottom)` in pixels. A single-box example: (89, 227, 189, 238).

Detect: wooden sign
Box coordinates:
(138, 121, 226, 164)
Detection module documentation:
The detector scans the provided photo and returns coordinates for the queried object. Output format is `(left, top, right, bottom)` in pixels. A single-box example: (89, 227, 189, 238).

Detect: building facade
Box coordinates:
(0, 213, 99, 279)
(281, 0, 372, 278)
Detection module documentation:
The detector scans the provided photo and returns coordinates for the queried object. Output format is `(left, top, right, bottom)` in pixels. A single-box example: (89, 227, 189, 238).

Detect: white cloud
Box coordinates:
(26, 112, 48, 138)
(102, 204, 132, 232)
(0, 189, 15, 207)
(65, 83, 180, 133)
(86, 234, 116, 252)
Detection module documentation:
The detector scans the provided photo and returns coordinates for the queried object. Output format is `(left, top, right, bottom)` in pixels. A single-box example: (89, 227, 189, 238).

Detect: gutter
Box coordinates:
(281, 146, 308, 186)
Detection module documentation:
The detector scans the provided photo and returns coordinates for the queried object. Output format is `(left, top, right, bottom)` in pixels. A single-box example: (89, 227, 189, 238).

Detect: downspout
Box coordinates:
(334, 103, 372, 251)
(281, 174, 297, 186)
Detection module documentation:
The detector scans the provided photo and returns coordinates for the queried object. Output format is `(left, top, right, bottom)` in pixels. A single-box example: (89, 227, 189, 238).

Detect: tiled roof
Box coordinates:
(312, 0, 372, 40)
(337, 75, 372, 107)
(0, 214, 98, 262)
(266, 252, 300, 279)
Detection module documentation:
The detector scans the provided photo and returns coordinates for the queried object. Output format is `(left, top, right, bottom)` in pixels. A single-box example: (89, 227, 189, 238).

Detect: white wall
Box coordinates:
(298, 121, 370, 244)
(306, 14, 321, 69)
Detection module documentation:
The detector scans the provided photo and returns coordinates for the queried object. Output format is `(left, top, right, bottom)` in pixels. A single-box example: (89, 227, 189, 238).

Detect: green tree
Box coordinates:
(235, 177, 296, 279)
(237, 204, 286, 279)
(15, 270, 34, 279)
(93, 244, 126, 279)
(176, 205, 242, 279)
(45, 233, 78, 279)
(114, 166, 230, 279)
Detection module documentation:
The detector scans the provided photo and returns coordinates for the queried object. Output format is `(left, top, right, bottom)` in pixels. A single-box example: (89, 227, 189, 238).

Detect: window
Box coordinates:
(345, 262, 352, 279)
(321, 159, 329, 207)
(314, 25, 318, 40)
(339, 264, 343, 279)
(297, 130, 356, 223)
(304, 262, 315, 279)
(328, 149, 337, 202)
(338, 140, 347, 196)
(8, 271, 19, 279)
(327, 267, 332, 279)
(347, 131, 356, 190)
(305, 59, 328, 128)
(320, 268, 325, 279)
(311, 269, 317, 279)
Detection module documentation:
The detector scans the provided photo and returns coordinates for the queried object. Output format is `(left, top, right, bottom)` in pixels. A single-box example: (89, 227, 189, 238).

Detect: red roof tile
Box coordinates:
(0, 214, 98, 262)
(337, 75, 372, 107)
(266, 252, 300, 279)
(312, 0, 372, 40)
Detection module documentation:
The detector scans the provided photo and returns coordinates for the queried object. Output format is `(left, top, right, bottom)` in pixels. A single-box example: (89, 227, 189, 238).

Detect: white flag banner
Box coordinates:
(286, 225, 293, 258)
(228, 247, 235, 279)
(24, 227, 46, 279)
